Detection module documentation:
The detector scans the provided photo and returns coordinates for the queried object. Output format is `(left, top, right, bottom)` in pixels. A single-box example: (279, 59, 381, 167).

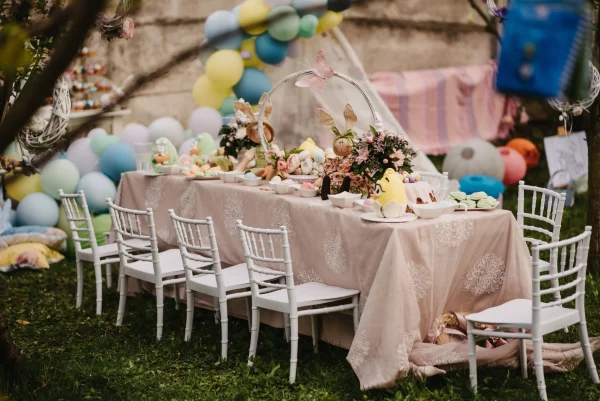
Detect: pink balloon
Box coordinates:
(288, 39, 303, 59)
(498, 146, 527, 186)
(188, 107, 222, 139)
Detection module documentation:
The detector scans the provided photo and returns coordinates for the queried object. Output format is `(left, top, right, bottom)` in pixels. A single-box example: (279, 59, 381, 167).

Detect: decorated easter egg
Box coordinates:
(152, 137, 179, 172)
(374, 169, 408, 218)
(299, 138, 318, 157)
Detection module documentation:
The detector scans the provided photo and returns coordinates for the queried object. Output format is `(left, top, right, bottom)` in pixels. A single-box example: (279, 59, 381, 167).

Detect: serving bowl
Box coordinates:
(273, 183, 294, 195)
(328, 192, 362, 208)
(219, 171, 244, 183)
(289, 175, 319, 185)
(411, 200, 460, 219)
(295, 186, 318, 198)
(243, 177, 263, 187)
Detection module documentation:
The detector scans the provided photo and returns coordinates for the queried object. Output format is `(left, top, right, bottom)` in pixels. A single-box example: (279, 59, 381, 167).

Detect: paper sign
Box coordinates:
(544, 131, 588, 187)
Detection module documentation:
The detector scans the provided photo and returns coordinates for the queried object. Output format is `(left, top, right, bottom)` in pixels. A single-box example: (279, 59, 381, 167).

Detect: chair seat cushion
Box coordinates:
(189, 264, 285, 296)
(256, 282, 359, 313)
(466, 299, 580, 334)
(125, 249, 198, 283)
(78, 239, 150, 261)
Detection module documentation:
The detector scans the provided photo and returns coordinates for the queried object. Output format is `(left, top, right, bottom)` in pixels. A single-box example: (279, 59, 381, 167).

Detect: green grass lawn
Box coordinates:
(1, 132, 599, 400)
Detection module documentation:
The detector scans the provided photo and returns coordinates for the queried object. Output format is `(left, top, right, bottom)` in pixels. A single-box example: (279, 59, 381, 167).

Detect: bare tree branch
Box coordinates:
(467, 0, 502, 41)
(0, 0, 108, 153)
(27, 2, 76, 38)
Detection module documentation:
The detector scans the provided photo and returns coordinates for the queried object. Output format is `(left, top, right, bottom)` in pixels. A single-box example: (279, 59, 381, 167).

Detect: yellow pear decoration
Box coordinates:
(374, 169, 408, 218)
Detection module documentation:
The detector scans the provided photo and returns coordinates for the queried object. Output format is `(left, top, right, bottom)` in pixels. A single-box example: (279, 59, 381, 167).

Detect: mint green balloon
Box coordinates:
(268, 6, 300, 42)
(298, 14, 318, 38)
(41, 159, 81, 200)
(219, 96, 237, 116)
(91, 132, 119, 155)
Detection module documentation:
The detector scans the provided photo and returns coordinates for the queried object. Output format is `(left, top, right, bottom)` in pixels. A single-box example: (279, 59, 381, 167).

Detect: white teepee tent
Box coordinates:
(262, 27, 438, 173)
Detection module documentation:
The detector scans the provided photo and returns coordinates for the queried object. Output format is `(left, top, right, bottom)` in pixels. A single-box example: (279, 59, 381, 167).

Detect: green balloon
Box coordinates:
(298, 14, 318, 39)
(268, 6, 300, 42)
(91, 133, 119, 155)
(184, 130, 194, 140)
(219, 96, 237, 116)
(57, 203, 83, 235)
(79, 214, 112, 249)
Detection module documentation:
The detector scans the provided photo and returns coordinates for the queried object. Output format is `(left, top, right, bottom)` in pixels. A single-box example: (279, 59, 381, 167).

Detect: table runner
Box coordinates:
(116, 173, 535, 389)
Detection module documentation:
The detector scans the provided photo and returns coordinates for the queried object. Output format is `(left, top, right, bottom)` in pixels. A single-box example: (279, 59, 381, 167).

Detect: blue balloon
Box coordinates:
(205, 10, 244, 50)
(459, 175, 505, 199)
(233, 68, 272, 105)
(292, 0, 327, 17)
(77, 172, 117, 214)
(255, 34, 289, 65)
(99, 143, 136, 182)
(16, 193, 59, 227)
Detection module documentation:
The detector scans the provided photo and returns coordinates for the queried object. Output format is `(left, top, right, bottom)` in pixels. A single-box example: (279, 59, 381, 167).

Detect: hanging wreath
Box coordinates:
(18, 75, 71, 153)
(487, 0, 510, 23)
(96, 0, 135, 41)
(548, 61, 600, 134)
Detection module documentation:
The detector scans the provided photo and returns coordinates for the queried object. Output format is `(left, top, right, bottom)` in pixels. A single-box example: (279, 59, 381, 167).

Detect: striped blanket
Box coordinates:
(371, 62, 515, 155)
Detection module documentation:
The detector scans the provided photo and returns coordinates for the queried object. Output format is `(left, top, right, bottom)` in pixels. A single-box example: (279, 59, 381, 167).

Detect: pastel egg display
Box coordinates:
(17, 193, 60, 227)
(506, 138, 540, 169)
(268, 6, 300, 42)
(67, 137, 100, 176)
(255, 34, 289, 65)
(40, 159, 81, 200)
(148, 117, 185, 148)
(194, 133, 217, 156)
(4, 172, 43, 202)
(458, 175, 505, 199)
(77, 172, 117, 214)
(498, 146, 527, 185)
(152, 137, 179, 172)
(119, 123, 150, 146)
(99, 142, 137, 182)
(443, 139, 504, 181)
(178, 138, 196, 157)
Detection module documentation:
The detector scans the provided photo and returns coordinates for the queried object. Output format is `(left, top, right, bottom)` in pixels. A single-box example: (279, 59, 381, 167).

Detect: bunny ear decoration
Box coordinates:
(258, 93, 273, 122)
(344, 104, 357, 130)
(236, 100, 255, 121)
(317, 108, 337, 130)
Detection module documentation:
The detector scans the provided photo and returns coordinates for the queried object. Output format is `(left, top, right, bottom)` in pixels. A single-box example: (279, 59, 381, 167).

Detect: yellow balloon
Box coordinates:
(316, 11, 343, 35)
(239, 38, 263, 69)
(5, 172, 43, 202)
(238, 0, 271, 35)
(192, 75, 231, 109)
(205, 50, 245, 89)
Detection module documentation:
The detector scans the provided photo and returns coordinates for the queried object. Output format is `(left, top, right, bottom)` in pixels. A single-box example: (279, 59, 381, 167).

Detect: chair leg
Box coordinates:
(519, 329, 528, 379)
(173, 284, 180, 311)
(220, 297, 229, 360)
(248, 306, 261, 366)
(579, 320, 600, 384)
(75, 260, 83, 309)
(352, 295, 359, 332)
(245, 297, 252, 332)
(532, 333, 547, 401)
(116, 274, 128, 326)
(106, 263, 113, 289)
(311, 315, 319, 354)
(156, 285, 164, 341)
(467, 320, 477, 393)
(184, 285, 194, 341)
(289, 314, 299, 384)
(213, 297, 220, 325)
(93, 262, 103, 315)
(283, 312, 290, 343)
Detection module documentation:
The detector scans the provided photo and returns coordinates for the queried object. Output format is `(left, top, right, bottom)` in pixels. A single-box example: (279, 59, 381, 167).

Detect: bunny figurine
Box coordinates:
(234, 93, 277, 180)
(318, 104, 357, 157)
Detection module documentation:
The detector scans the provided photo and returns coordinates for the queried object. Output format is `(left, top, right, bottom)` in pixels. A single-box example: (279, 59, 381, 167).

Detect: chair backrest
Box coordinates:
(106, 199, 160, 278)
(236, 220, 293, 306)
(517, 181, 566, 247)
(532, 227, 591, 324)
(416, 171, 449, 200)
(169, 210, 221, 286)
(58, 189, 97, 254)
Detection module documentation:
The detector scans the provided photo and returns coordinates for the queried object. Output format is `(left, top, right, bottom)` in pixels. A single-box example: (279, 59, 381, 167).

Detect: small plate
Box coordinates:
(360, 212, 418, 223)
(143, 171, 164, 177)
(185, 175, 220, 180)
(454, 207, 498, 212)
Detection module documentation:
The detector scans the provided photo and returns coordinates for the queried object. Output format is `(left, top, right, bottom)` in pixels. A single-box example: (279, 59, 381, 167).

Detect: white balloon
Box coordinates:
(188, 107, 223, 140)
(120, 123, 150, 146)
(88, 128, 108, 139)
(66, 137, 100, 176)
(148, 117, 185, 148)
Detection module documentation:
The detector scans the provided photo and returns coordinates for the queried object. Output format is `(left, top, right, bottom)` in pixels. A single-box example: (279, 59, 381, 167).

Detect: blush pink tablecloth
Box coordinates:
(116, 173, 537, 389)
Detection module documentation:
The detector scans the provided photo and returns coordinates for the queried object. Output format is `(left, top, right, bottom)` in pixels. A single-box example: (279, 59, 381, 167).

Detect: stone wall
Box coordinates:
(94, 0, 496, 127)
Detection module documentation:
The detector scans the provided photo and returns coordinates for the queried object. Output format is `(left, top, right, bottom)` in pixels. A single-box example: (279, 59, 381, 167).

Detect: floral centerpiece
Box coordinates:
(218, 103, 255, 159)
(266, 147, 325, 178)
(350, 126, 418, 184)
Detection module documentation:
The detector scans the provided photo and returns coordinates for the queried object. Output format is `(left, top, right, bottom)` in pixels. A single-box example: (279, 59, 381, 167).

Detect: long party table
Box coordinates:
(116, 172, 531, 389)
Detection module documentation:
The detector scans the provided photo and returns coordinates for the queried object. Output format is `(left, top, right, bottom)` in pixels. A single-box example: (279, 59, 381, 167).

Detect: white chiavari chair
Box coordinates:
(237, 220, 360, 384)
(169, 210, 286, 359)
(59, 189, 149, 315)
(467, 227, 598, 401)
(107, 199, 186, 340)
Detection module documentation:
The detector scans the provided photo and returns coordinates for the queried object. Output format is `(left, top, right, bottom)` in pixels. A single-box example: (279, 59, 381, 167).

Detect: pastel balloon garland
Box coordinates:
(193, 0, 352, 110)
